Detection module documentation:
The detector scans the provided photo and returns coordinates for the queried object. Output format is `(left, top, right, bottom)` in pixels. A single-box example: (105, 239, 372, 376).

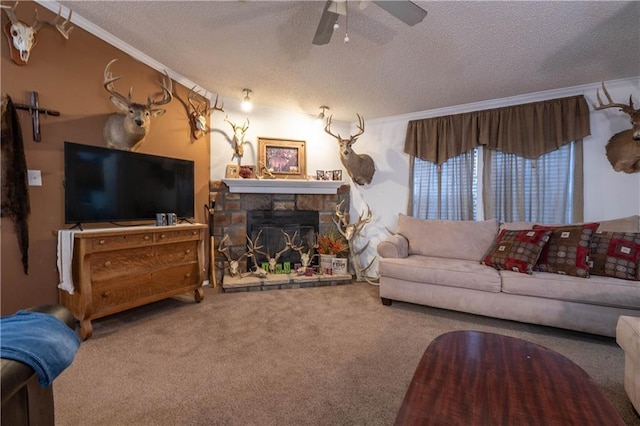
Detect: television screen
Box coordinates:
(64, 142, 195, 224)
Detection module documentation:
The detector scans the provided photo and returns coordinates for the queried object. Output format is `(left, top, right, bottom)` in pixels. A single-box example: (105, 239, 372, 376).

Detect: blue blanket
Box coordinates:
(1, 310, 80, 386)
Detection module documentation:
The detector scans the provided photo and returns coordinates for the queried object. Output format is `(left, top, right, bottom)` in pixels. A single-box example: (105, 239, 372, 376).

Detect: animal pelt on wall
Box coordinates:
(1, 94, 30, 274)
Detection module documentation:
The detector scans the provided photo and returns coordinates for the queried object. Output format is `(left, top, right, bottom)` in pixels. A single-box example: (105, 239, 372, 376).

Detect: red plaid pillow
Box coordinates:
(533, 223, 599, 278)
(483, 229, 551, 274)
(590, 232, 640, 281)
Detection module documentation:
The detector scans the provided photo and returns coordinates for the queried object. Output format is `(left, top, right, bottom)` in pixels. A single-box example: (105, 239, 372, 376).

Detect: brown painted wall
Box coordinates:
(1, 4, 210, 314)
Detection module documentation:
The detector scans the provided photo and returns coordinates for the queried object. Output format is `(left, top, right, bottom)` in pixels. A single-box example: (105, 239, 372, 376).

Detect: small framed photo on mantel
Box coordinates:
(258, 137, 306, 180)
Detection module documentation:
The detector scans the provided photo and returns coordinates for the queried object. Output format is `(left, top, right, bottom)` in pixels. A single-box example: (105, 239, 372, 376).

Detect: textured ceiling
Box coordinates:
(57, 1, 640, 122)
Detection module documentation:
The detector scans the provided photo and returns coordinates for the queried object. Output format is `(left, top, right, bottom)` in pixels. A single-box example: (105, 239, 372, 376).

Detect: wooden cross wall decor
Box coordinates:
(13, 91, 60, 142)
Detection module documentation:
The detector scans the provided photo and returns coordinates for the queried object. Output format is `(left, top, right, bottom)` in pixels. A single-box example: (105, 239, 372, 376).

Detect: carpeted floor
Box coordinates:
(55, 282, 640, 425)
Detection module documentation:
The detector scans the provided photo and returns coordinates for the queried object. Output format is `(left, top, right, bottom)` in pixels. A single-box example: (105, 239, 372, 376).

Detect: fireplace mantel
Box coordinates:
(222, 178, 345, 194)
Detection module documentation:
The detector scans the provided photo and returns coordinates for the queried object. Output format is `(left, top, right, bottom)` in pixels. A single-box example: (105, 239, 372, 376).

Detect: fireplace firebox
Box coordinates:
(246, 210, 319, 269)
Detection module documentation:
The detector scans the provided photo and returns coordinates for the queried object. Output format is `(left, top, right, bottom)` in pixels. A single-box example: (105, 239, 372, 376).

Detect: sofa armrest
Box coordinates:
(1, 305, 75, 405)
(377, 234, 409, 258)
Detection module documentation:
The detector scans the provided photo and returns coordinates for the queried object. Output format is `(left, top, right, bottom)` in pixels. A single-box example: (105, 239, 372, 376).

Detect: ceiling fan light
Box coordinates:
(344, 33, 349, 43)
(333, 22, 339, 30)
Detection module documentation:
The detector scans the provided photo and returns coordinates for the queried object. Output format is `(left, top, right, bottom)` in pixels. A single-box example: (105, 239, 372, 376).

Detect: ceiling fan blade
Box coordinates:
(373, 1, 427, 26)
(313, 1, 339, 45)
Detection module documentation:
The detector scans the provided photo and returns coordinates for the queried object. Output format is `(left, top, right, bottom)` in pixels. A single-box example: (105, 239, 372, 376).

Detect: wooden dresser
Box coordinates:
(58, 224, 207, 339)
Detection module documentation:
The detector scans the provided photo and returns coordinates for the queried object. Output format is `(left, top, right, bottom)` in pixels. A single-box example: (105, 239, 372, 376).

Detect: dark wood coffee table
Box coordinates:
(395, 331, 625, 425)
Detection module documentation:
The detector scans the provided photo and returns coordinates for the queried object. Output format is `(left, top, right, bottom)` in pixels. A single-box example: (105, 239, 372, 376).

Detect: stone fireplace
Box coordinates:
(209, 180, 350, 288)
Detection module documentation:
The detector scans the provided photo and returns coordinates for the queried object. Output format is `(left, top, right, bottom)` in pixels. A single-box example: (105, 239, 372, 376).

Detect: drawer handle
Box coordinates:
(185, 249, 191, 254)
(99, 240, 106, 245)
(160, 234, 166, 239)
(102, 291, 111, 298)
(104, 261, 111, 267)
(144, 235, 150, 241)
(184, 272, 191, 278)
(192, 231, 197, 235)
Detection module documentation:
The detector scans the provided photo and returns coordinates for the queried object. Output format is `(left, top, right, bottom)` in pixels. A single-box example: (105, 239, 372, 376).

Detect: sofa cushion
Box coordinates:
(590, 232, 640, 281)
(599, 215, 640, 233)
(499, 215, 640, 233)
(501, 270, 640, 310)
(534, 223, 599, 278)
(378, 255, 502, 293)
(482, 229, 551, 274)
(396, 214, 498, 262)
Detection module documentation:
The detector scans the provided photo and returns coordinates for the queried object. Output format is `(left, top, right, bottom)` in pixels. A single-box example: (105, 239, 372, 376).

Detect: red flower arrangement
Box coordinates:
(316, 230, 348, 257)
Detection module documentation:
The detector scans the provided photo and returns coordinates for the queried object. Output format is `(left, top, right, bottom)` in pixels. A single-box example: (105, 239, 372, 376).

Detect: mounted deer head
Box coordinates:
(102, 59, 173, 151)
(3, 2, 73, 65)
(173, 86, 224, 140)
(225, 116, 250, 161)
(592, 82, 640, 173)
(325, 113, 376, 185)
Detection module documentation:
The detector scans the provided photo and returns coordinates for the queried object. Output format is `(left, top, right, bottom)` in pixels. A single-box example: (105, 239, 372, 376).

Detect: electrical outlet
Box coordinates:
(27, 170, 42, 186)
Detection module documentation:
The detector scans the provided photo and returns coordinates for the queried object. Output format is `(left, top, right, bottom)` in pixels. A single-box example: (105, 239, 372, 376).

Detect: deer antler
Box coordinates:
(324, 114, 365, 143)
(273, 230, 292, 262)
(34, 5, 74, 39)
(593, 82, 638, 116)
(217, 234, 234, 263)
(246, 230, 266, 258)
(147, 71, 172, 108)
(103, 59, 130, 105)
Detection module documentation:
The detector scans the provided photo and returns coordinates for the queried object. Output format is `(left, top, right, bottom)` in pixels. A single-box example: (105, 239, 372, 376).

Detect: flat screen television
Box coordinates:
(64, 142, 195, 224)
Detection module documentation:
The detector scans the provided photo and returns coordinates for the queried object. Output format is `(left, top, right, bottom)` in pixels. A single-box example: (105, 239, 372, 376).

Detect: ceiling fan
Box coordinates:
(312, 0, 427, 45)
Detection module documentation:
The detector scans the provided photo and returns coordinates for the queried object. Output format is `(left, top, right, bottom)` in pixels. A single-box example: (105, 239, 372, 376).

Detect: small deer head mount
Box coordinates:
(224, 116, 250, 162)
(325, 113, 376, 185)
(173, 86, 224, 140)
(2, 2, 73, 65)
(592, 82, 640, 173)
(102, 59, 173, 151)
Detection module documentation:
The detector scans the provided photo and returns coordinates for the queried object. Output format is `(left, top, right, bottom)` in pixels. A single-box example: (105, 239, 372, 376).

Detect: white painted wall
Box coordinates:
(209, 99, 350, 181)
(214, 77, 640, 276)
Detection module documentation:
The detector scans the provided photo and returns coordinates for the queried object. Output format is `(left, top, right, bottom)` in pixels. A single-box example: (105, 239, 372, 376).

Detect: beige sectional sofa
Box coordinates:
(378, 214, 640, 337)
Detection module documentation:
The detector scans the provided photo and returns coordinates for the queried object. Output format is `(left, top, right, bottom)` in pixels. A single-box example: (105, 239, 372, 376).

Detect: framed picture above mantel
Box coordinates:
(258, 137, 306, 179)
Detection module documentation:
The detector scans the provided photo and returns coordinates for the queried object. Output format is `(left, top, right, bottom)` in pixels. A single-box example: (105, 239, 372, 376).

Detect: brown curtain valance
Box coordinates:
(404, 95, 590, 165)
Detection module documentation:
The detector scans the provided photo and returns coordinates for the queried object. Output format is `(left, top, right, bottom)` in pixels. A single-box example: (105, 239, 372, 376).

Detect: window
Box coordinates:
(412, 142, 579, 223)
(412, 149, 477, 221)
(484, 142, 577, 224)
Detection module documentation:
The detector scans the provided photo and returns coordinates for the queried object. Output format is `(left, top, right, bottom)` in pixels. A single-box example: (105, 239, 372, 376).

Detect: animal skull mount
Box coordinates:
(217, 234, 248, 277)
(324, 113, 376, 185)
(592, 82, 640, 173)
(224, 116, 250, 162)
(102, 59, 173, 151)
(2, 2, 73, 65)
(173, 85, 224, 140)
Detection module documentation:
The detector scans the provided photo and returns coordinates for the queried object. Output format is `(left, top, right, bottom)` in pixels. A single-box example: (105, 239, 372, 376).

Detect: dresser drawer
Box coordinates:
(86, 232, 155, 252)
(91, 263, 200, 314)
(90, 241, 198, 282)
(155, 228, 202, 243)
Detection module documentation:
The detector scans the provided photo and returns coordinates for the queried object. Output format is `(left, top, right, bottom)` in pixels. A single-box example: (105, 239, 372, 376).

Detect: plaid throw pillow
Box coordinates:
(590, 232, 640, 281)
(533, 223, 599, 278)
(482, 229, 551, 274)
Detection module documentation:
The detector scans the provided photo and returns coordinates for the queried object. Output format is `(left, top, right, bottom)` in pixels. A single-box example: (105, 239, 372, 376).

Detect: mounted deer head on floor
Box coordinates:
(592, 82, 640, 173)
(102, 59, 173, 151)
(173, 86, 224, 140)
(325, 113, 376, 185)
(2, 2, 73, 65)
(218, 234, 248, 277)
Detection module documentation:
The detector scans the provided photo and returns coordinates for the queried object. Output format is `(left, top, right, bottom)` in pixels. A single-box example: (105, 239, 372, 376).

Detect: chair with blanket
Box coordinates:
(1, 304, 80, 426)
